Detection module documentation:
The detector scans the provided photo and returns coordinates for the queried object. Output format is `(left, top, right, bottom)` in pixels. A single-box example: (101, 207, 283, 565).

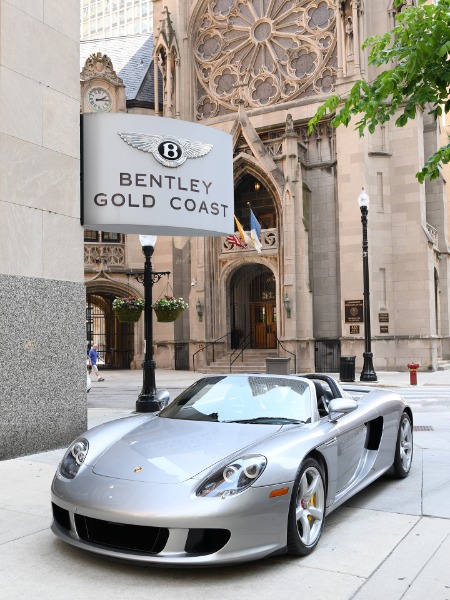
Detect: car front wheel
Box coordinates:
(287, 457, 326, 556)
(392, 412, 413, 478)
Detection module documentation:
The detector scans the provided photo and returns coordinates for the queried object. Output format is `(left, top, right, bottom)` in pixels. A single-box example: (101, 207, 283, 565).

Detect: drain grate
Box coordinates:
(413, 425, 434, 431)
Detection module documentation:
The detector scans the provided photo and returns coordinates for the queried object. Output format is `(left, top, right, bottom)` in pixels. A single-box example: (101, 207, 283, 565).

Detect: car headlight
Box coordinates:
(59, 438, 89, 479)
(196, 455, 267, 498)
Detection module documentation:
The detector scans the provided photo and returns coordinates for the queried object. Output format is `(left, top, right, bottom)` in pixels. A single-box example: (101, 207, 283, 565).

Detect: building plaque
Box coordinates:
(345, 300, 364, 323)
(379, 313, 389, 323)
(350, 325, 360, 334)
(380, 326, 389, 334)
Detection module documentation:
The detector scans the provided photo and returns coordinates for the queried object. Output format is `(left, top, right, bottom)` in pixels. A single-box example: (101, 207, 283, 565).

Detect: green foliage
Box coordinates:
(308, 0, 450, 182)
(112, 297, 144, 310)
(152, 295, 189, 310)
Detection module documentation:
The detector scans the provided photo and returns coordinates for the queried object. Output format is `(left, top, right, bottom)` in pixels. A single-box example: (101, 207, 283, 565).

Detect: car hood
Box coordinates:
(92, 416, 281, 484)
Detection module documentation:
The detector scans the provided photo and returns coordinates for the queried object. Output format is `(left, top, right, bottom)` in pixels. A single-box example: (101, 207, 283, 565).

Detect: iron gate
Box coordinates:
(175, 343, 189, 370)
(315, 340, 341, 372)
(86, 293, 135, 369)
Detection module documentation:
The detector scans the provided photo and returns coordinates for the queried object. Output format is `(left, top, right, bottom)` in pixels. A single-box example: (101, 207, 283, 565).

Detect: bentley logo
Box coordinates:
(118, 132, 213, 168)
(134, 466, 143, 473)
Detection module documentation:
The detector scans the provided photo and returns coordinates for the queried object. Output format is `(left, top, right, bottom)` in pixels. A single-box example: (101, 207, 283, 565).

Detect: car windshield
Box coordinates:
(159, 375, 312, 424)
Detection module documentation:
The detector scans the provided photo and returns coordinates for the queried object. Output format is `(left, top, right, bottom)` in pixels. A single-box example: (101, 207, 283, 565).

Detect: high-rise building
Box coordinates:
(81, 0, 152, 40)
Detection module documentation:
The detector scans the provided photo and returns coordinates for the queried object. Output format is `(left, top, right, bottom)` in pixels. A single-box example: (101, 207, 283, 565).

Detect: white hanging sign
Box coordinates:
(81, 114, 234, 236)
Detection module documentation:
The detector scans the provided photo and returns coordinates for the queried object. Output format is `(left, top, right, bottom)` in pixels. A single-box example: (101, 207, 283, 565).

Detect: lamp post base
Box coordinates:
(360, 352, 378, 382)
(135, 359, 161, 413)
(135, 394, 162, 413)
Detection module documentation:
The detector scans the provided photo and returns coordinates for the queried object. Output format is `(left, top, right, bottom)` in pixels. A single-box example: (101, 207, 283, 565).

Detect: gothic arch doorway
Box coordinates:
(229, 264, 276, 349)
(86, 291, 136, 369)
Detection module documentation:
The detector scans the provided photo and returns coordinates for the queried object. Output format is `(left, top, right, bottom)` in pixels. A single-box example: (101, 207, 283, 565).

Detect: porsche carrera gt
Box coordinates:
(51, 373, 413, 566)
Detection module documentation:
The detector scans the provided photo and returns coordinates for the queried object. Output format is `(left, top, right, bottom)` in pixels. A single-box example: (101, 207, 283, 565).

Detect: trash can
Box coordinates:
(339, 356, 356, 382)
(266, 357, 291, 375)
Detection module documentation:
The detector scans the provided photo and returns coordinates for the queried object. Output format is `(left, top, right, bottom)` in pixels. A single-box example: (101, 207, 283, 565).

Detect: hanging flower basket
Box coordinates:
(152, 296, 188, 323)
(112, 297, 144, 323)
(153, 306, 183, 322)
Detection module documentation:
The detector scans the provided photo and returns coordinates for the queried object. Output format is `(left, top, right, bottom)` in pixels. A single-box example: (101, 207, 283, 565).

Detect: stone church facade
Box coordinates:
(82, 0, 450, 375)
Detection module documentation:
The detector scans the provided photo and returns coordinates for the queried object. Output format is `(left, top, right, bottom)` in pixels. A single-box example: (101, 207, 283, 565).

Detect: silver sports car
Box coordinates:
(51, 373, 413, 566)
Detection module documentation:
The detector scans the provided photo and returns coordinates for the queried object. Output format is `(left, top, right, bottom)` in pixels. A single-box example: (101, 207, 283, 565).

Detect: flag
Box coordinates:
(234, 215, 252, 246)
(249, 209, 262, 253)
(225, 233, 246, 249)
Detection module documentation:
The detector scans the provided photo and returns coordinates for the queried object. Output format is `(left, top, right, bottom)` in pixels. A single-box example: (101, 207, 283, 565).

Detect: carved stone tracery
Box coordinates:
(195, 0, 337, 119)
(81, 52, 124, 86)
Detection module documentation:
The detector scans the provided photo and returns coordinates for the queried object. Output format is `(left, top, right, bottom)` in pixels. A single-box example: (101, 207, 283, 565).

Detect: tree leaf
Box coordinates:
(308, 0, 450, 183)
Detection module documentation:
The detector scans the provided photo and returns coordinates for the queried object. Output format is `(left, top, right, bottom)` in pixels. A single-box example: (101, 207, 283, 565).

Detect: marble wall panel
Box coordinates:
(0, 2, 79, 99)
(43, 88, 80, 157)
(0, 134, 80, 217)
(44, 0, 80, 42)
(0, 202, 43, 277)
(43, 213, 84, 282)
(0, 194, 83, 281)
(4, 0, 43, 19)
(0, 67, 42, 143)
(0, 274, 87, 460)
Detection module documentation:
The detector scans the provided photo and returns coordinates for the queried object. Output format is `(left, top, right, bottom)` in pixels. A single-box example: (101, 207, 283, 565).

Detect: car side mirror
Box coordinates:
(156, 390, 170, 409)
(328, 398, 358, 421)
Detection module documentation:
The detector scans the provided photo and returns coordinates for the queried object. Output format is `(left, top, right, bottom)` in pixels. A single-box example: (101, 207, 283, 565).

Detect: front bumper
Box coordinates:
(51, 467, 292, 566)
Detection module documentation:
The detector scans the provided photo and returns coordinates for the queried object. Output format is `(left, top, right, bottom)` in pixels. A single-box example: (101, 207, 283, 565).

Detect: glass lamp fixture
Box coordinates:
(139, 235, 157, 247)
(357, 188, 370, 210)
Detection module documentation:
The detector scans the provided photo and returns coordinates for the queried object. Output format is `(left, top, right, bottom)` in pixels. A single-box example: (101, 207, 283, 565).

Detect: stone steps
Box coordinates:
(437, 359, 450, 371)
(197, 350, 278, 374)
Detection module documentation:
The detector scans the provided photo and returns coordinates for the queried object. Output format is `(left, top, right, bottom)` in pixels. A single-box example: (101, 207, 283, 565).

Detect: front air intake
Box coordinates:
(74, 514, 169, 554)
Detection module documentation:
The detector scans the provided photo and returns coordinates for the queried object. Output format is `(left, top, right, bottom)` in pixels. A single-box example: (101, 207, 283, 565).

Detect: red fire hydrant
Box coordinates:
(407, 363, 420, 386)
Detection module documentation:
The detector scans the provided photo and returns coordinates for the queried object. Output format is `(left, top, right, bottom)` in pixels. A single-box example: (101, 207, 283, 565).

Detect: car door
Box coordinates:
(335, 413, 368, 495)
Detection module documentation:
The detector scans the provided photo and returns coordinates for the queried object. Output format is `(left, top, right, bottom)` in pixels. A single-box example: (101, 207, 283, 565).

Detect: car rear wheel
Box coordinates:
(392, 412, 413, 478)
(287, 457, 326, 556)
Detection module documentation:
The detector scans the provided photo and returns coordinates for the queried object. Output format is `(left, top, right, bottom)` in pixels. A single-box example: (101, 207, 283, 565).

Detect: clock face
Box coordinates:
(88, 87, 113, 112)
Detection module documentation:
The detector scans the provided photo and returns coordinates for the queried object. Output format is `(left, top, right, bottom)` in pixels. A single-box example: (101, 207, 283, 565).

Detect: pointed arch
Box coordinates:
(218, 257, 280, 348)
(85, 278, 142, 370)
(233, 153, 283, 220)
(85, 278, 142, 300)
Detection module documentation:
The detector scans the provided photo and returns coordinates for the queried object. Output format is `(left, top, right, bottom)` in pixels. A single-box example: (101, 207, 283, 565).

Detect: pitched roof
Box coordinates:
(80, 34, 154, 102)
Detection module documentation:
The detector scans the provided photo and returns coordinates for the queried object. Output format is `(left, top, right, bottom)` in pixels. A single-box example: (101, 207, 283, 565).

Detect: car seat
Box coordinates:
(313, 380, 329, 417)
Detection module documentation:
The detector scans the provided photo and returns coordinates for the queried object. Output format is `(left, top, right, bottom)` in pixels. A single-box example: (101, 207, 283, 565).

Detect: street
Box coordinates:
(0, 370, 449, 599)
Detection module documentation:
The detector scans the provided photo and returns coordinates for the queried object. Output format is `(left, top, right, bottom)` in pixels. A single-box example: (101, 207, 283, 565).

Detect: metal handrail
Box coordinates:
(229, 332, 252, 372)
(192, 332, 230, 372)
(275, 336, 297, 373)
(192, 331, 297, 374)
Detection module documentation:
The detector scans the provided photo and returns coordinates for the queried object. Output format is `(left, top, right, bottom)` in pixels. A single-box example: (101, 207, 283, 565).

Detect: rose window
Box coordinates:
(195, 0, 337, 118)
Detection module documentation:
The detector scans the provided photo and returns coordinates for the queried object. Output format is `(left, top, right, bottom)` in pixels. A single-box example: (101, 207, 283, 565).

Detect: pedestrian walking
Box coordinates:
(88, 343, 105, 382)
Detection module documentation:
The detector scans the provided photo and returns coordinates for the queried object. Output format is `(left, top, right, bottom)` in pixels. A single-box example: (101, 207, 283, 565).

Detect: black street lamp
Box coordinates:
(133, 235, 170, 413)
(358, 189, 377, 382)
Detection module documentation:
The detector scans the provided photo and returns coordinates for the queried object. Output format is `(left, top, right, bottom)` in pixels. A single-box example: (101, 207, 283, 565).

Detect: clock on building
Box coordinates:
(87, 86, 113, 112)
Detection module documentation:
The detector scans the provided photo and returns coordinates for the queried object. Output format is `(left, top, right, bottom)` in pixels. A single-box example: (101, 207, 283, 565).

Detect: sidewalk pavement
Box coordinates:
(90, 365, 450, 393)
(1, 368, 450, 599)
(151, 366, 450, 388)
